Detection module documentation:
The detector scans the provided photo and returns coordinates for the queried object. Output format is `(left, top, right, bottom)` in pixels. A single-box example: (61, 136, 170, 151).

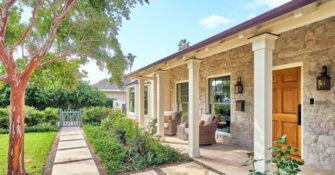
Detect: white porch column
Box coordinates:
(250, 33, 278, 172)
(150, 78, 157, 119)
(187, 59, 201, 158)
(156, 71, 168, 141)
(138, 79, 145, 128)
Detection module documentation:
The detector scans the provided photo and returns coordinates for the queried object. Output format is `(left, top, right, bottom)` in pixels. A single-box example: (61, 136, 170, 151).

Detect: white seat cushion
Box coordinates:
(164, 123, 169, 128)
(201, 114, 213, 125)
(185, 128, 189, 134)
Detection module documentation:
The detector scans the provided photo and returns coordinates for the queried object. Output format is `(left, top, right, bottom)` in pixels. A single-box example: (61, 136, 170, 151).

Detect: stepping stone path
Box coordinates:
(51, 127, 100, 175)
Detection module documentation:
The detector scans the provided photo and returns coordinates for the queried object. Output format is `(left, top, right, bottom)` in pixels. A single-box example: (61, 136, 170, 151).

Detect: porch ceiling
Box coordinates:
(126, 0, 335, 79)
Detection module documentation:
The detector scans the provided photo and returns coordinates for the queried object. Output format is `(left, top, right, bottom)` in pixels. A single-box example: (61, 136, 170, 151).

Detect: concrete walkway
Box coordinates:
(51, 127, 100, 175)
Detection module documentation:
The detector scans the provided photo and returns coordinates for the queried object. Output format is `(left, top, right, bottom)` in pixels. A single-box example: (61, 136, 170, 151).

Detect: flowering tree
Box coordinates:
(0, 0, 148, 174)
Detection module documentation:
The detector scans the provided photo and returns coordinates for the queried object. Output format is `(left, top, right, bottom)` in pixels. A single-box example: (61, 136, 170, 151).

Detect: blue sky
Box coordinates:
(60, 0, 291, 83)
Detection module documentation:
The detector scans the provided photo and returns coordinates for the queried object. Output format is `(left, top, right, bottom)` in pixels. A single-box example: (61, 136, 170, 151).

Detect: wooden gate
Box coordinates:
(59, 109, 82, 127)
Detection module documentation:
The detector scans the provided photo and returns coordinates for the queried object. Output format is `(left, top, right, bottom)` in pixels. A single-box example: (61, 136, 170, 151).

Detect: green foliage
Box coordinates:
(214, 104, 230, 122)
(242, 153, 269, 175)
(267, 135, 303, 175)
(0, 107, 59, 129)
(178, 39, 190, 51)
(242, 135, 303, 175)
(81, 107, 114, 125)
(0, 108, 9, 129)
(0, 125, 59, 134)
(84, 111, 188, 174)
(0, 82, 111, 110)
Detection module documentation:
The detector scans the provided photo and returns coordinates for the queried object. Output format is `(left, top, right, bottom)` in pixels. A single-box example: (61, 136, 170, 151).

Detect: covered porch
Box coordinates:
(126, 0, 335, 173)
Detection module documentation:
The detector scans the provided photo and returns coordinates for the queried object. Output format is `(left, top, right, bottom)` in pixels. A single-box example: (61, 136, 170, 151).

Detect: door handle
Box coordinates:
(298, 104, 301, 125)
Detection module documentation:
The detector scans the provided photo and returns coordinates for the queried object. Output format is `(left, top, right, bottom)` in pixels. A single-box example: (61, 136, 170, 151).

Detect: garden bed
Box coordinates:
(0, 132, 57, 175)
(83, 111, 189, 175)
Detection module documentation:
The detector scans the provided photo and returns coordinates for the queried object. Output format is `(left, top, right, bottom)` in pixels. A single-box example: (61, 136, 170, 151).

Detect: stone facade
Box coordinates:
(164, 16, 335, 170)
(273, 16, 335, 170)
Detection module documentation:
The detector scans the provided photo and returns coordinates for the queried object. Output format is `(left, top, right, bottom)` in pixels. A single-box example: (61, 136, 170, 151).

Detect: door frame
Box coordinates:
(272, 62, 304, 159)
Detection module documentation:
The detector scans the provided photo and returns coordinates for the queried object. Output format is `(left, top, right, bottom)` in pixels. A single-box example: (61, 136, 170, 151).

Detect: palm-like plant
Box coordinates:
(178, 39, 190, 51)
(126, 53, 136, 72)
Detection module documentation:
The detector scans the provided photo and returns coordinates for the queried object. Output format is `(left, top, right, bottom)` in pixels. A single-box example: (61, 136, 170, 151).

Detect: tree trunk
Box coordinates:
(7, 83, 26, 175)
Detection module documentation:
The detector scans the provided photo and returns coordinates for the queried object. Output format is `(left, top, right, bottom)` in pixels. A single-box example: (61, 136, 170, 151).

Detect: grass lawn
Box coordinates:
(0, 132, 56, 175)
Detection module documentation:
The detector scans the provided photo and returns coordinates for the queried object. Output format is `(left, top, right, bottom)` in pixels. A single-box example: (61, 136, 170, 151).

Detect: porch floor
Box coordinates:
(162, 136, 334, 175)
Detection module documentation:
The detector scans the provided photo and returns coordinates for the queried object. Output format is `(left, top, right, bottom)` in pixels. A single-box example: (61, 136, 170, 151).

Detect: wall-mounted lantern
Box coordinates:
(316, 65, 331, 90)
(235, 77, 243, 94)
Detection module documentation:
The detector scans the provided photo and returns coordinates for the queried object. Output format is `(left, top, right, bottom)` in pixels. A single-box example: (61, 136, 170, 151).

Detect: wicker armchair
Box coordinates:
(164, 111, 182, 136)
(199, 115, 219, 145)
(182, 114, 219, 145)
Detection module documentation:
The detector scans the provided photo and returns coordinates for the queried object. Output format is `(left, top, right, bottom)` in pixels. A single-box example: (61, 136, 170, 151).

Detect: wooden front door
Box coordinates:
(273, 67, 301, 158)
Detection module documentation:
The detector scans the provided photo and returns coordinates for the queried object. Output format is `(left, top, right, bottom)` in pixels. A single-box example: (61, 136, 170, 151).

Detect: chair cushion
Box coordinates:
(164, 123, 169, 128)
(164, 115, 172, 123)
(199, 120, 205, 126)
(185, 128, 189, 134)
(202, 114, 213, 125)
(171, 112, 178, 120)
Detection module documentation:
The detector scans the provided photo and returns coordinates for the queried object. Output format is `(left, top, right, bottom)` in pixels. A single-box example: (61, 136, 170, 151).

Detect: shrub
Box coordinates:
(0, 108, 9, 129)
(0, 106, 59, 129)
(43, 108, 59, 125)
(82, 106, 114, 125)
(242, 135, 303, 175)
(85, 111, 188, 174)
(0, 125, 59, 134)
(25, 106, 45, 127)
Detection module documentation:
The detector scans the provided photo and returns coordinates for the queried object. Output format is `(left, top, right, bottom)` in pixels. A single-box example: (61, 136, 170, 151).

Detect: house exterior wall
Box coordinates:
(166, 16, 335, 170)
(273, 16, 335, 170)
(103, 91, 126, 101)
(102, 91, 126, 109)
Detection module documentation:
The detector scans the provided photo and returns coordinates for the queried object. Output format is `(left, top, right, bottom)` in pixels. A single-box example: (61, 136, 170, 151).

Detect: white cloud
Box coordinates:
(247, 14, 256, 19)
(244, 0, 291, 10)
(200, 15, 231, 29)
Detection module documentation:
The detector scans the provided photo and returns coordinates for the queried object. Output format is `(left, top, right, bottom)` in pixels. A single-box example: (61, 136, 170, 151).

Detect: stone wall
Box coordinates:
(199, 45, 254, 148)
(273, 16, 335, 170)
(169, 64, 188, 111)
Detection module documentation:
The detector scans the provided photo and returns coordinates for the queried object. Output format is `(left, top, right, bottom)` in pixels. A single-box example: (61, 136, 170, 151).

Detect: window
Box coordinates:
(144, 86, 148, 115)
(129, 87, 135, 113)
(177, 82, 189, 123)
(208, 76, 231, 133)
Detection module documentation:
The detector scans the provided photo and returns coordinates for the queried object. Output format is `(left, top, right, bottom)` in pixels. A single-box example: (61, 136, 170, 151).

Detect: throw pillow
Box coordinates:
(199, 120, 205, 126)
(165, 115, 172, 123)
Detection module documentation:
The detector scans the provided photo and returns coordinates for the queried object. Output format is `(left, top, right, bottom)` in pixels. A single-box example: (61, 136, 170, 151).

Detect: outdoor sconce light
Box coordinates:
(316, 65, 331, 90)
(235, 77, 243, 94)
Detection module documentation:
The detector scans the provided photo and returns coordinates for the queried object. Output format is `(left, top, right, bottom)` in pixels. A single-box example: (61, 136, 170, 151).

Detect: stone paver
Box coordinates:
(54, 147, 92, 163)
(59, 134, 84, 141)
(52, 159, 99, 175)
(57, 139, 87, 150)
(131, 170, 158, 175)
(161, 162, 218, 175)
(51, 127, 99, 175)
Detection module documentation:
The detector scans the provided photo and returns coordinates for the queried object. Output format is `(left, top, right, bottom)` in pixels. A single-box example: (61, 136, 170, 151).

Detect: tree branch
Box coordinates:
(36, 53, 70, 69)
(10, 0, 42, 55)
(21, 0, 77, 83)
(0, 0, 17, 38)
